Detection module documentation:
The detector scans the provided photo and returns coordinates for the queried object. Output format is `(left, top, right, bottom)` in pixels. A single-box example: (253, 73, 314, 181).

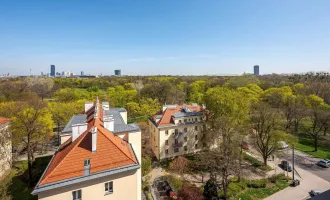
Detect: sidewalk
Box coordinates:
(264, 165, 330, 200)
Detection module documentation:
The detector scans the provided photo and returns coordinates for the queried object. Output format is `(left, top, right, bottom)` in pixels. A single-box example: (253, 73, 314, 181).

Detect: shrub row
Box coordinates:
(268, 173, 289, 183)
(246, 179, 267, 188)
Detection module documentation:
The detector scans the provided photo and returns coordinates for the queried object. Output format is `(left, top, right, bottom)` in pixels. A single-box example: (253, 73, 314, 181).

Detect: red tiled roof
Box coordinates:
(0, 117, 9, 125)
(156, 105, 202, 126)
(38, 103, 138, 186)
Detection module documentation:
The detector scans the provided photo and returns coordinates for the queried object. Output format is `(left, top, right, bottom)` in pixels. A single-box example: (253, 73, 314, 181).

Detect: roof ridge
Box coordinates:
(39, 127, 92, 185)
(98, 126, 137, 164)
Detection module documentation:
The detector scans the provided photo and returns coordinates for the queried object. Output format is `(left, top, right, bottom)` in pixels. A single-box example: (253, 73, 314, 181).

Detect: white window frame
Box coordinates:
(105, 181, 113, 194)
(72, 189, 82, 200)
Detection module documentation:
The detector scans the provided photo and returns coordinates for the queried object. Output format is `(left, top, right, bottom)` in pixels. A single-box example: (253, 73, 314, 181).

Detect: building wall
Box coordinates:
(38, 169, 139, 200)
(60, 134, 71, 145)
(149, 122, 159, 160)
(0, 124, 11, 178)
(128, 131, 141, 200)
(158, 123, 203, 160)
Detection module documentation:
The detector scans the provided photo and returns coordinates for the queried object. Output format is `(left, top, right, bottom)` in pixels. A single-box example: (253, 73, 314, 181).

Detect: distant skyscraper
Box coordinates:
(254, 65, 259, 76)
(81, 71, 84, 76)
(50, 65, 55, 77)
(115, 69, 121, 76)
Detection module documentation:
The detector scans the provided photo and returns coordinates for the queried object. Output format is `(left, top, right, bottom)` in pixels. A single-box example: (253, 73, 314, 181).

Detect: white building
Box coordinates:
(149, 104, 205, 160)
(32, 99, 141, 200)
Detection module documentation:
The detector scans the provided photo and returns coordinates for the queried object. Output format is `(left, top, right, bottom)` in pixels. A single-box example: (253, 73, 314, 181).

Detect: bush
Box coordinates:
(178, 184, 203, 200)
(246, 179, 267, 188)
(142, 157, 152, 176)
(203, 178, 218, 199)
(268, 173, 289, 183)
(165, 175, 184, 193)
(243, 152, 263, 167)
(243, 152, 272, 171)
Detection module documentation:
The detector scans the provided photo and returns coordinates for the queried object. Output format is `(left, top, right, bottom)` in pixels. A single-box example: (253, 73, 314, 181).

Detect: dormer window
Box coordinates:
(84, 159, 90, 166)
(84, 159, 90, 176)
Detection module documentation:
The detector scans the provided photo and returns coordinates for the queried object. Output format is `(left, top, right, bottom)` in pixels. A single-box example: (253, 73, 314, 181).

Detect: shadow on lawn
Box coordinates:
(3, 156, 52, 200)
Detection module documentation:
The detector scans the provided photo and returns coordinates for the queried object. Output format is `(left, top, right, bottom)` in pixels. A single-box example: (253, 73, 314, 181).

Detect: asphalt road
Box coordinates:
(275, 148, 330, 182)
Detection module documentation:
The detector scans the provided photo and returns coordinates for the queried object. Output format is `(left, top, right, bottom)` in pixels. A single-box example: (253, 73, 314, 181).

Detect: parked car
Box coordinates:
(278, 141, 289, 149)
(280, 160, 292, 172)
(318, 159, 330, 168)
(242, 141, 249, 150)
(310, 190, 323, 196)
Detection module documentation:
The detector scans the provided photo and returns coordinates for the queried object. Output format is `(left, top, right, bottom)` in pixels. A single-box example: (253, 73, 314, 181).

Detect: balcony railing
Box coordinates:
(172, 142, 183, 148)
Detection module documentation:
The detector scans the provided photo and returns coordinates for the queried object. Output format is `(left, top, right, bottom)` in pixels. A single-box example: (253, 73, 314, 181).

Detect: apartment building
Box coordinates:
(0, 117, 11, 179)
(32, 99, 141, 200)
(149, 104, 205, 160)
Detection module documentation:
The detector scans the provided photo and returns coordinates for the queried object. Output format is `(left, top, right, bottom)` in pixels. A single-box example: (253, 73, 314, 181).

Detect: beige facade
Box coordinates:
(59, 134, 71, 144)
(38, 169, 139, 200)
(150, 115, 204, 160)
(0, 122, 11, 178)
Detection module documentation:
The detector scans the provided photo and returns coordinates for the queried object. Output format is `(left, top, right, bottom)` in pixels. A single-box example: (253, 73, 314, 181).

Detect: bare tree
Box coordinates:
(251, 103, 285, 165)
(25, 77, 54, 100)
(304, 109, 329, 151)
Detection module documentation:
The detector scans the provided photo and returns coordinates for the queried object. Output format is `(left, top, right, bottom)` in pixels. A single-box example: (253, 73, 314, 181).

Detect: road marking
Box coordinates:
(299, 194, 309, 200)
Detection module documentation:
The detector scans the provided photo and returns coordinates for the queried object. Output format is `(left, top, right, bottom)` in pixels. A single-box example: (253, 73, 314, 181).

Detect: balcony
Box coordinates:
(172, 142, 183, 148)
(174, 132, 186, 139)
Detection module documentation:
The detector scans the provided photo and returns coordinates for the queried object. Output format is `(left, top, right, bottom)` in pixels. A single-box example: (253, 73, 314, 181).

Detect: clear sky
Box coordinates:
(1, 0, 329, 76)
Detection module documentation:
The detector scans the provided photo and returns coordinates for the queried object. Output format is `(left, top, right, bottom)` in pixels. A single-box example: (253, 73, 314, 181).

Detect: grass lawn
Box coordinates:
(294, 137, 330, 159)
(295, 142, 330, 159)
(234, 180, 289, 200)
(219, 174, 290, 200)
(0, 156, 52, 200)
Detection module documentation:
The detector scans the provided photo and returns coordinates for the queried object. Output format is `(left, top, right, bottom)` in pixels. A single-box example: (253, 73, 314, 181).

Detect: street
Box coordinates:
(276, 148, 330, 182)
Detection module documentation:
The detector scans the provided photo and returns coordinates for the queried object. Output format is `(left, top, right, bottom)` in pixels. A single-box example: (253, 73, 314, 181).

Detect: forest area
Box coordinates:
(1, 72, 330, 199)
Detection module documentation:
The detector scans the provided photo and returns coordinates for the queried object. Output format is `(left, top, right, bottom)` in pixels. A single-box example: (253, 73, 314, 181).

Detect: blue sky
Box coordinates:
(0, 0, 329, 76)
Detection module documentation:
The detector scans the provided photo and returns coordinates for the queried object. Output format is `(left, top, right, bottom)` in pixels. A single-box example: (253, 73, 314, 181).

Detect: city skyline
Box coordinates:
(1, 0, 329, 76)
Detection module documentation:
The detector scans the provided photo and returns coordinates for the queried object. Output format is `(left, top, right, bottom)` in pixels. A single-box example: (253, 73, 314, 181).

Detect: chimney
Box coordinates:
(72, 123, 87, 142)
(92, 127, 97, 152)
(104, 115, 114, 132)
(85, 102, 93, 112)
(162, 105, 167, 112)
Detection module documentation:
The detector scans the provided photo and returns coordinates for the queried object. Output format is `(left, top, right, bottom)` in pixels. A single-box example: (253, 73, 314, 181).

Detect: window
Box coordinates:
(84, 159, 90, 166)
(184, 128, 187, 132)
(105, 181, 113, 194)
(195, 135, 198, 140)
(184, 146, 187, 151)
(165, 149, 169, 154)
(165, 130, 169, 135)
(72, 190, 81, 200)
(175, 139, 178, 144)
(175, 129, 178, 135)
(195, 126, 198, 131)
(203, 143, 207, 147)
(200, 117, 202, 121)
(195, 144, 198, 149)
(184, 137, 187, 142)
(165, 140, 168, 145)
(174, 148, 179, 153)
(179, 120, 182, 123)
(195, 118, 197, 122)
(184, 119, 187, 122)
